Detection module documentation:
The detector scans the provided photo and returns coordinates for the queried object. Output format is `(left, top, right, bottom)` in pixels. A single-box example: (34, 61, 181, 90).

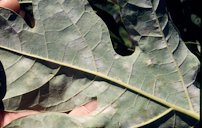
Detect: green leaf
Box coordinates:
(0, 0, 200, 127)
(18, 0, 32, 4)
(191, 14, 201, 27)
(118, 0, 200, 112)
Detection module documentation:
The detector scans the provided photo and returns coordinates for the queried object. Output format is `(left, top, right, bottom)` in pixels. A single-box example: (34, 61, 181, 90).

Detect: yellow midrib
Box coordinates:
(0, 46, 199, 120)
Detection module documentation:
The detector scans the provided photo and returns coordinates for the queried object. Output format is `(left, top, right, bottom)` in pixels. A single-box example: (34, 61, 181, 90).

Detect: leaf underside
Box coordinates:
(0, 0, 200, 127)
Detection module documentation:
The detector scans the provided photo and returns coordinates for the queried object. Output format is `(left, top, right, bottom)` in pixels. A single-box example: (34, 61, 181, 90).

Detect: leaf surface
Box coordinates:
(0, 0, 200, 127)
(118, 0, 200, 113)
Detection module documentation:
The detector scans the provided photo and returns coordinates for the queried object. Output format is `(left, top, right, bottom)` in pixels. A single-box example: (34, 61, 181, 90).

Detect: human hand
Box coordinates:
(0, 100, 97, 127)
(0, 110, 39, 127)
(0, 0, 20, 13)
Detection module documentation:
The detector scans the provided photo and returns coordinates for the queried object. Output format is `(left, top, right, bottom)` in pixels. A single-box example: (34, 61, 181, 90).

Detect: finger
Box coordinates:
(0, 0, 20, 13)
(69, 100, 97, 116)
(0, 110, 39, 127)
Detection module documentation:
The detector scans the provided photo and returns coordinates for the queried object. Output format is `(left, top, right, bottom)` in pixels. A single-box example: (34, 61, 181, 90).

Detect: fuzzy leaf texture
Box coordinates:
(0, 0, 200, 127)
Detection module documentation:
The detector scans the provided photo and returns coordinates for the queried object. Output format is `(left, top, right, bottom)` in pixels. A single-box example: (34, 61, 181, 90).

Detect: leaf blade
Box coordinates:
(0, 0, 200, 127)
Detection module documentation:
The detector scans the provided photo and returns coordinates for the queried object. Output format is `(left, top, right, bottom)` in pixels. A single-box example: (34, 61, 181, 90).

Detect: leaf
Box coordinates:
(18, 0, 32, 4)
(0, 0, 200, 127)
(118, 0, 200, 112)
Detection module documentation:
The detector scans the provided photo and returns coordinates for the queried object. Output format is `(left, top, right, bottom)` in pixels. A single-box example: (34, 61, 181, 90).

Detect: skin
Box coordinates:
(0, 0, 20, 13)
(0, 101, 97, 127)
(0, 0, 97, 127)
(0, 110, 40, 127)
